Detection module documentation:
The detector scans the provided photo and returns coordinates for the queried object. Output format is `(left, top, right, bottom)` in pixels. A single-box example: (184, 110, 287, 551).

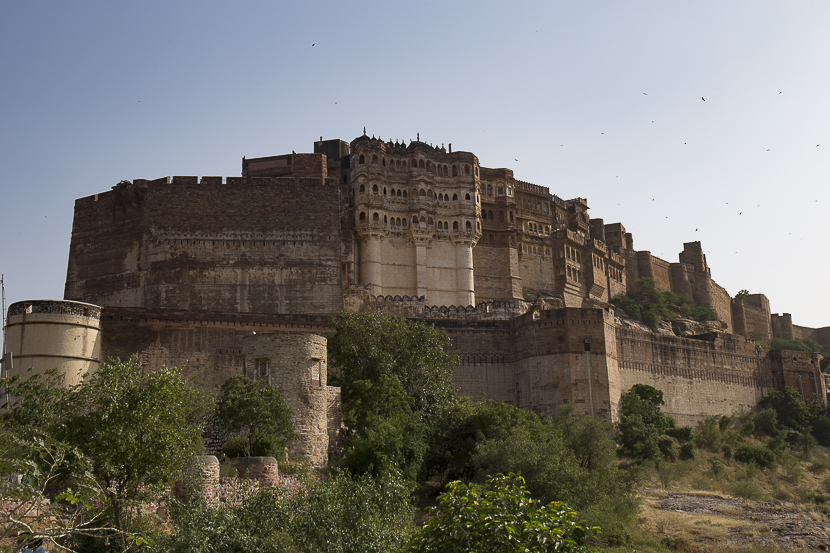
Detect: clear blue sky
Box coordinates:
(1, 1, 828, 328)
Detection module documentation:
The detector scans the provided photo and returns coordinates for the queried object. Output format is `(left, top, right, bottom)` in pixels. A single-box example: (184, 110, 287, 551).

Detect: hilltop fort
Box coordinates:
(5, 132, 828, 462)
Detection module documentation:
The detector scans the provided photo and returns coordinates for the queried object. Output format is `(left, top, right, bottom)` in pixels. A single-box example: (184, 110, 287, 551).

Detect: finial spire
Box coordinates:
(417, 132, 420, 141)
(363, 126, 366, 135)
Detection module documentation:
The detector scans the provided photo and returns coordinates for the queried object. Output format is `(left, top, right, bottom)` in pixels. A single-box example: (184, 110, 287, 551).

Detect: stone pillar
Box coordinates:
(231, 456, 279, 487)
(410, 231, 432, 299)
(453, 237, 476, 307)
(359, 231, 383, 296)
(175, 455, 219, 503)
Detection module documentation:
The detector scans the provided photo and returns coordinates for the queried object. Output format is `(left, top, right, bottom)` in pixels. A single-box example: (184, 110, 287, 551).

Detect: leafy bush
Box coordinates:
(679, 442, 697, 461)
(695, 416, 722, 451)
(159, 471, 414, 553)
(611, 278, 712, 330)
(666, 426, 695, 444)
(769, 338, 822, 353)
(734, 445, 776, 469)
(407, 473, 599, 553)
(721, 444, 733, 460)
(658, 436, 677, 460)
(753, 408, 779, 437)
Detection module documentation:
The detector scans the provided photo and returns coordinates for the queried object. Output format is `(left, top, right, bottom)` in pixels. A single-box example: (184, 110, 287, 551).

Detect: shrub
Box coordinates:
(753, 408, 779, 437)
(734, 445, 776, 469)
(728, 481, 766, 501)
(709, 459, 726, 478)
(658, 436, 677, 460)
(721, 444, 733, 460)
(407, 473, 599, 553)
(679, 442, 696, 461)
(696, 416, 722, 451)
(666, 426, 695, 444)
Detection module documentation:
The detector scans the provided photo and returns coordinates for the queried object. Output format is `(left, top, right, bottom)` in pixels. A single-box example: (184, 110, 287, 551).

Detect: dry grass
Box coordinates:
(605, 444, 830, 552)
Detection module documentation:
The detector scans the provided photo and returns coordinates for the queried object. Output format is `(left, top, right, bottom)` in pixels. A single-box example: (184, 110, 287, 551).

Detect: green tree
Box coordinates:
(328, 311, 460, 429)
(617, 384, 670, 460)
(0, 435, 119, 552)
(735, 289, 750, 300)
(407, 473, 598, 553)
(1, 357, 213, 549)
(328, 312, 460, 483)
(215, 375, 298, 458)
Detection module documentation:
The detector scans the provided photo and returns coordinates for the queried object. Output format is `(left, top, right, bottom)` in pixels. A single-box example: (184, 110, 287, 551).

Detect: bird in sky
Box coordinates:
(767, 149, 771, 151)
(695, 228, 698, 231)
(312, 43, 315, 46)
(515, 159, 518, 161)
(702, 97, 705, 101)
(643, 93, 647, 95)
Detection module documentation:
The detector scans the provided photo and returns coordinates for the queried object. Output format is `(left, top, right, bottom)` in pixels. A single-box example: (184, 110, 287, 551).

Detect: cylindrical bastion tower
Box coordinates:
(241, 332, 329, 467)
(3, 300, 102, 386)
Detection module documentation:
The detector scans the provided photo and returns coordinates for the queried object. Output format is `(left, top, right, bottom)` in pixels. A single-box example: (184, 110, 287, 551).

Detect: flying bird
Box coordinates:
(779, 91, 782, 94)
(695, 228, 698, 231)
(701, 97, 705, 101)
(312, 43, 315, 46)
(766, 149, 771, 151)
(643, 93, 647, 95)
(515, 159, 518, 161)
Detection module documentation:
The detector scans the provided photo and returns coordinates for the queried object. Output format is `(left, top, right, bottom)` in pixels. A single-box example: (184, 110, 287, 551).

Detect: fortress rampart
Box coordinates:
(5, 131, 825, 468)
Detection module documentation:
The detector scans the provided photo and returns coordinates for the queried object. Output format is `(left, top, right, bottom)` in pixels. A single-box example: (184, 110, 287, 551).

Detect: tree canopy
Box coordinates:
(1, 357, 213, 549)
(611, 277, 712, 330)
(215, 375, 298, 458)
(407, 473, 599, 553)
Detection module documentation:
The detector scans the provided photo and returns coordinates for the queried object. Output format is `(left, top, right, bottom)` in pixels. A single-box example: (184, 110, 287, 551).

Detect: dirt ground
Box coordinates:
(640, 488, 830, 551)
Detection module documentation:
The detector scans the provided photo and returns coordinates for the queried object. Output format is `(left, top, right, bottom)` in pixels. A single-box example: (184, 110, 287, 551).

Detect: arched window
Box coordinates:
(384, 215, 387, 224)
(498, 186, 504, 195)
(428, 217, 433, 225)
(396, 160, 401, 170)
(453, 221, 459, 230)
(359, 212, 366, 222)
(359, 155, 365, 164)
(372, 185, 378, 194)
(509, 211, 513, 222)
(359, 184, 365, 193)
(488, 210, 493, 219)
(482, 211, 487, 220)
(443, 165, 448, 176)
(453, 193, 458, 201)
(403, 190, 407, 198)
(465, 193, 471, 201)
(372, 155, 378, 164)
(419, 160, 425, 169)
(383, 187, 387, 196)
(466, 221, 472, 230)
(373, 213, 379, 222)
(486, 184, 493, 195)
(419, 189, 426, 197)
(452, 165, 458, 176)
(420, 216, 426, 224)
(397, 190, 402, 197)
(444, 221, 448, 230)
(412, 216, 418, 225)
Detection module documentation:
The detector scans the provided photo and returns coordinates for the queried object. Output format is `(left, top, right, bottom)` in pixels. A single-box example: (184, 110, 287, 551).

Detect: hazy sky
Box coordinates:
(1, 2, 828, 328)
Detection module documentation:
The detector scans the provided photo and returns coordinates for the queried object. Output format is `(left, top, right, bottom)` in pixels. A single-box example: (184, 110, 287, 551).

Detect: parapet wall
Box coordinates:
(65, 176, 343, 316)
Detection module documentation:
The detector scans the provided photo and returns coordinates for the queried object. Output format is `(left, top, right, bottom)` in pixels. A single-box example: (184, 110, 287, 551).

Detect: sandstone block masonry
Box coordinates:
(3, 131, 822, 467)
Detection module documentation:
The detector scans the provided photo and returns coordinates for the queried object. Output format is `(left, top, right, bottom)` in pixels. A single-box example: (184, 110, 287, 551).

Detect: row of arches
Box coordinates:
(358, 183, 473, 202)
(524, 221, 550, 234)
(520, 243, 550, 257)
(357, 154, 476, 178)
(481, 210, 514, 223)
(357, 211, 477, 232)
(483, 183, 514, 196)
